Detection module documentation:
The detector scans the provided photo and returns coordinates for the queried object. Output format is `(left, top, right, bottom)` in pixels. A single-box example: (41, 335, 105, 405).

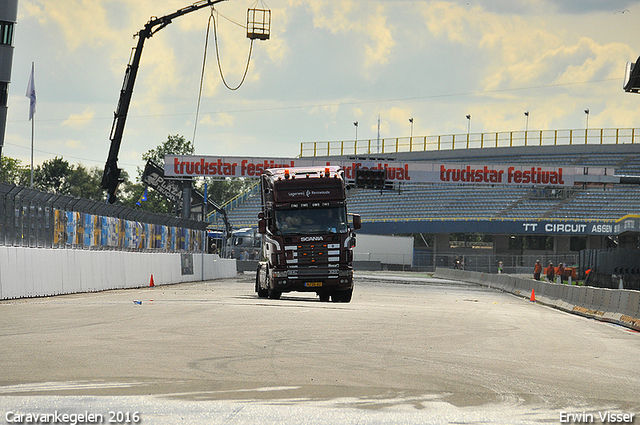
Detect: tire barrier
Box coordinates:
(433, 268, 640, 331)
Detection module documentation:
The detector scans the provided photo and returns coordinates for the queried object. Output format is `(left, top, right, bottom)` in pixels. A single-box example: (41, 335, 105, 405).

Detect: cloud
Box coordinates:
(61, 108, 95, 128)
(420, 1, 636, 94)
(10, 0, 640, 177)
(363, 5, 395, 67)
(545, 0, 639, 14)
(20, 0, 115, 51)
(197, 112, 235, 128)
(64, 139, 84, 149)
(290, 0, 395, 68)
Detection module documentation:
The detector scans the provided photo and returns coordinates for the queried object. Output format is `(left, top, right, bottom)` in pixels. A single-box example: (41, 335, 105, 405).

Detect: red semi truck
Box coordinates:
(255, 166, 361, 302)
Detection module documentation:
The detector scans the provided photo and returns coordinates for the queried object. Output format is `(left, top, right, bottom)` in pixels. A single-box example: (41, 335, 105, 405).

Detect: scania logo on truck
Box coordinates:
(301, 236, 324, 242)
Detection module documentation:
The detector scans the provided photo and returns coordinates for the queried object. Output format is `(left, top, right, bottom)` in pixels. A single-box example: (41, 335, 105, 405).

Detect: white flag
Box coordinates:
(26, 62, 36, 121)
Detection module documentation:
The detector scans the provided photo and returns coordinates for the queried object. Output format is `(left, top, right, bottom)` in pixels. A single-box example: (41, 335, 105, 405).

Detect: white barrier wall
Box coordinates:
(433, 267, 640, 332)
(354, 234, 414, 266)
(0, 247, 237, 300)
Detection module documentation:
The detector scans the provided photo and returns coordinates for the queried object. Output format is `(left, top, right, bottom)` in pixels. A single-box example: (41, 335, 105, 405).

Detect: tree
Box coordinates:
(119, 134, 196, 213)
(141, 134, 194, 169)
(33, 157, 71, 193)
(0, 156, 29, 185)
(129, 134, 252, 215)
(66, 165, 106, 201)
(200, 177, 253, 206)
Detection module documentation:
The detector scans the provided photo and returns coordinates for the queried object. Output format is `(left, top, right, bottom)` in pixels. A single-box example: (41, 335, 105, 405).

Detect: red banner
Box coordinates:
(165, 155, 614, 187)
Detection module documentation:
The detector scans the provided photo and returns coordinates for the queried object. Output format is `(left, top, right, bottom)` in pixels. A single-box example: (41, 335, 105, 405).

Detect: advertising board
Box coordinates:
(165, 155, 612, 187)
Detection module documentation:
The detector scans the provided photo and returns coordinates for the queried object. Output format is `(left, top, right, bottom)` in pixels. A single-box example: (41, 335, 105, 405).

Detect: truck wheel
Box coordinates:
(341, 289, 353, 303)
(256, 269, 268, 298)
(331, 289, 352, 303)
(256, 265, 268, 298)
(319, 292, 330, 302)
(268, 288, 281, 300)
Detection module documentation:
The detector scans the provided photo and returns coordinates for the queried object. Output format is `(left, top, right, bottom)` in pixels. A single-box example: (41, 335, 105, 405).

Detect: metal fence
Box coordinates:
(0, 183, 207, 252)
(580, 249, 640, 290)
(300, 127, 640, 157)
(413, 249, 579, 274)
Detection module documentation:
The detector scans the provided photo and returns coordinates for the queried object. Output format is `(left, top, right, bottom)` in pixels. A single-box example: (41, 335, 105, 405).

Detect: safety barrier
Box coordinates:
(0, 183, 237, 300)
(433, 268, 640, 331)
(0, 246, 236, 300)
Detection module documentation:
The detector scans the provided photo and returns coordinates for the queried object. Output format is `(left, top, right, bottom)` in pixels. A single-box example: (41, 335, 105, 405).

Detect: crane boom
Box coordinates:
(102, 0, 227, 204)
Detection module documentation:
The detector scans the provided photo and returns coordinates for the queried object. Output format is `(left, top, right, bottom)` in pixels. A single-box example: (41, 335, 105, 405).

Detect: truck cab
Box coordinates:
(255, 166, 361, 302)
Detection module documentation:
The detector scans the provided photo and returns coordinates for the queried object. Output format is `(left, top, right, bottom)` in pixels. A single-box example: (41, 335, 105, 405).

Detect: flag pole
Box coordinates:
(26, 61, 36, 188)
(30, 108, 34, 187)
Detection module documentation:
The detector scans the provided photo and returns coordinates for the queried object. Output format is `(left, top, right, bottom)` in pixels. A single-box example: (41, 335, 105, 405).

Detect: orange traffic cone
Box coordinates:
(530, 288, 535, 302)
(149, 274, 155, 287)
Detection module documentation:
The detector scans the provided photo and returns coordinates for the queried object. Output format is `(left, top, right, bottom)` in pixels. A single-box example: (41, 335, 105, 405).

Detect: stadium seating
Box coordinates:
(220, 146, 640, 228)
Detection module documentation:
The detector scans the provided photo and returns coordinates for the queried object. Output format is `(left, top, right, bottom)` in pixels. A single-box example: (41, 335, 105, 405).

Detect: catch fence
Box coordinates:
(0, 183, 207, 252)
(413, 250, 580, 274)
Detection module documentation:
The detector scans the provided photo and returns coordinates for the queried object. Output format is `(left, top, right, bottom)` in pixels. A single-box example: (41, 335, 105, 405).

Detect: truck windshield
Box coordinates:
(275, 207, 348, 235)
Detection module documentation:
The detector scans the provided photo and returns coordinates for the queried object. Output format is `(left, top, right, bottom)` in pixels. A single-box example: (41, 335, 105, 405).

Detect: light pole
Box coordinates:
(377, 114, 381, 154)
(524, 111, 530, 146)
(409, 118, 414, 139)
(584, 109, 590, 130)
(466, 114, 471, 134)
(354, 121, 358, 142)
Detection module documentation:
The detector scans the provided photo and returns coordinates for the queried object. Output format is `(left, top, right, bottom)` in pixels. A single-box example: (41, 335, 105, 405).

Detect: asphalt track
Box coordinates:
(0, 272, 638, 424)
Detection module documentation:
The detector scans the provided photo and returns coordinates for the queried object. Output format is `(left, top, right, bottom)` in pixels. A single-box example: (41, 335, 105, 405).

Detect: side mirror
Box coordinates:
(258, 219, 267, 234)
(352, 214, 361, 230)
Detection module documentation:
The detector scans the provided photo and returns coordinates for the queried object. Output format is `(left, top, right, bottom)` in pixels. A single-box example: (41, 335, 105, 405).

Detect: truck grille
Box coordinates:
(284, 242, 340, 277)
(286, 267, 339, 279)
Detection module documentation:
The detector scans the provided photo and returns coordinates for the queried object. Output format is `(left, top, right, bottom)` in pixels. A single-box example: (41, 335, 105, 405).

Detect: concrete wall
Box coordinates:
(354, 234, 413, 266)
(433, 268, 640, 332)
(0, 247, 236, 300)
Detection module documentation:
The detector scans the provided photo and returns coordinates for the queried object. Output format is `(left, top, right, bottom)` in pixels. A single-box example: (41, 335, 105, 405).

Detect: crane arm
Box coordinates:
(102, 0, 227, 204)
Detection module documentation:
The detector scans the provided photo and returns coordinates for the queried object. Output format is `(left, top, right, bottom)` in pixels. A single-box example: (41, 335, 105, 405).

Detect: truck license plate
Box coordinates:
(305, 282, 322, 287)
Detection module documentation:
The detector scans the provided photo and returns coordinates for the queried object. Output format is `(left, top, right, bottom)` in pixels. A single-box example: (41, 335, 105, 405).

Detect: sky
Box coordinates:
(4, 0, 640, 179)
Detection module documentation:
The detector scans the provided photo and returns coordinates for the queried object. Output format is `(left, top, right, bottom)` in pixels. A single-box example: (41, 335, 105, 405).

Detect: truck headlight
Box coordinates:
(272, 270, 288, 278)
(338, 269, 353, 277)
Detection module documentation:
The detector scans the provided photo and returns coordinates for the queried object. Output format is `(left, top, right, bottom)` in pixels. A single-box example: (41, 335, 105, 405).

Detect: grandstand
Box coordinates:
(217, 137, 640, 272)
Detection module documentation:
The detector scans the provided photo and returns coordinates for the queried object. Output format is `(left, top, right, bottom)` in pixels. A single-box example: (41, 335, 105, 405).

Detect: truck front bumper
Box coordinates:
(271, 270, 353, 292)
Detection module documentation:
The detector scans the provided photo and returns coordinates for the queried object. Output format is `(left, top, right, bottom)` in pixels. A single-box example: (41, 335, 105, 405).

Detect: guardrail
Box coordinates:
(433, 268, 640, 331)
(300, 128, 640, 157)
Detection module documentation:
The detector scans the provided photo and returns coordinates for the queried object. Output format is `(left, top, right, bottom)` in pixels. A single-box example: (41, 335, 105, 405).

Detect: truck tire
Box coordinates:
(256, 266, 268, 298)
(319, 292, 330, 302)
(268, 288, 281, 300)
(331, 288, 352, 303)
